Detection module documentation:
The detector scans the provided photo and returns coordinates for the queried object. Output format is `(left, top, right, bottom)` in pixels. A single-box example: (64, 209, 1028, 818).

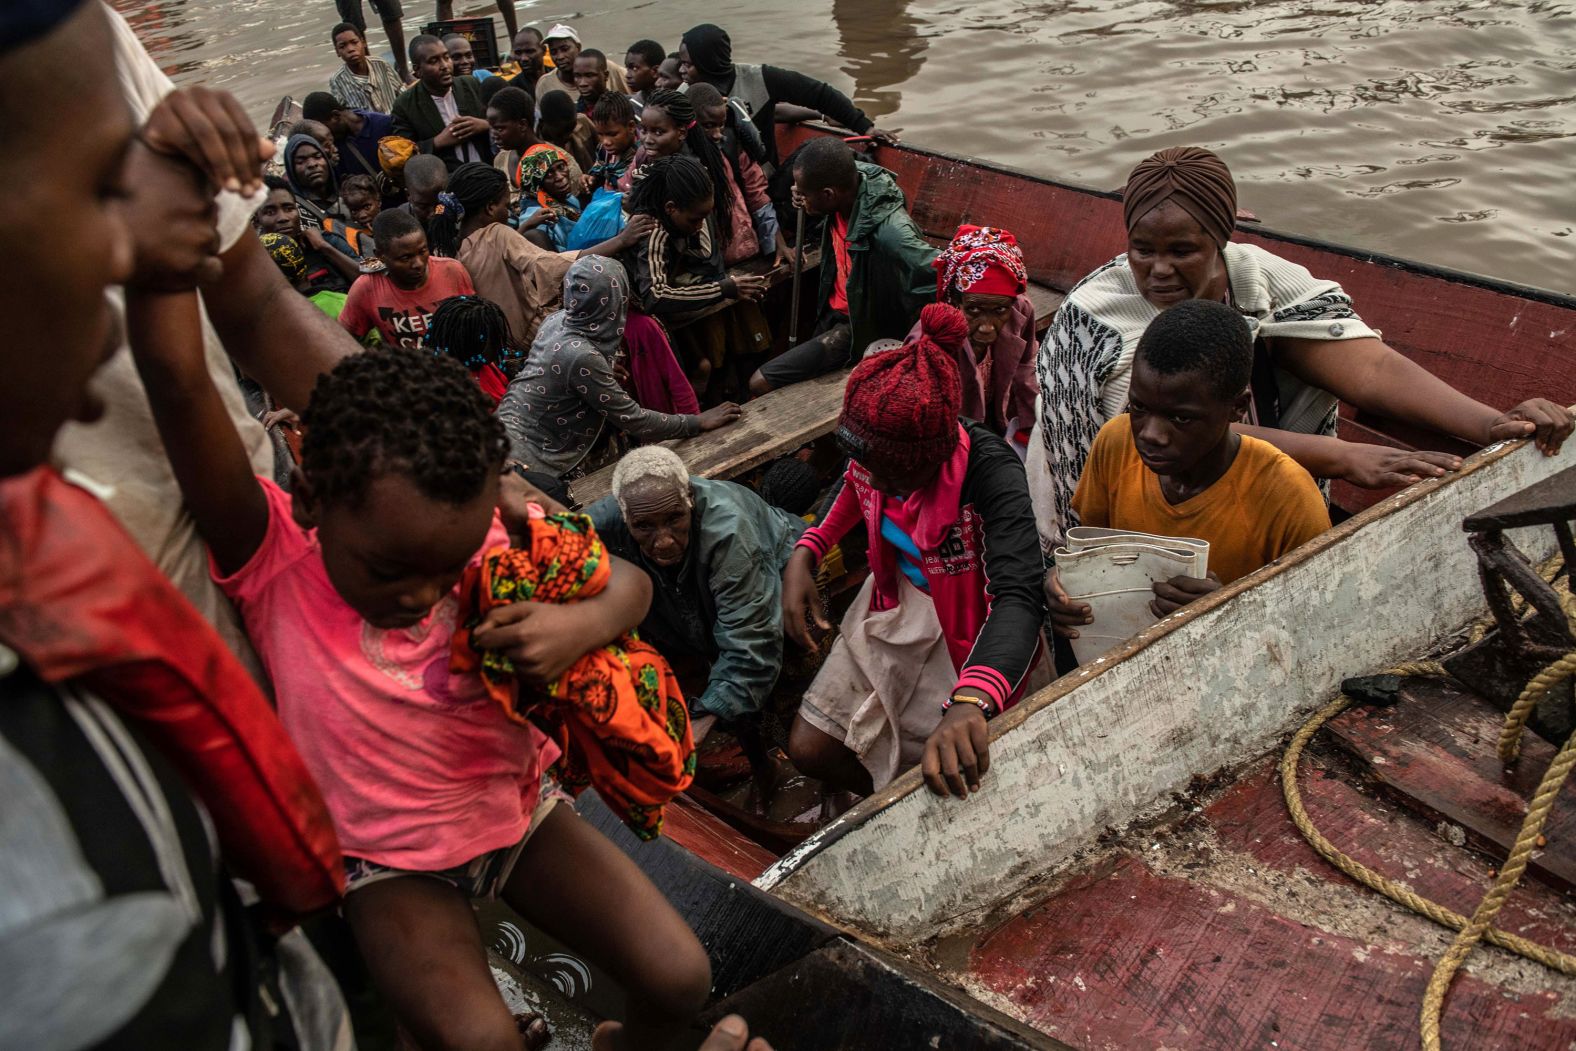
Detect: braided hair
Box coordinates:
(300, 347, 507, 509)
(428, 162, 509, 258)
(626, 154, 715, 232)
(642, 88, 733, 248)
(425, 295, 521, 373)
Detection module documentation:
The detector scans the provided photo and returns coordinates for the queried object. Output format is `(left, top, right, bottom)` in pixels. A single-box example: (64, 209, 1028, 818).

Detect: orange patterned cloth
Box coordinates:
(452, 510, 694, 840)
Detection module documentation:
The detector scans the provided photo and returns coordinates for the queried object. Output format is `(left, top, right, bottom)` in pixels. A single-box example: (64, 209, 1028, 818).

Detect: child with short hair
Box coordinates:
(338, 173, 382, 228)
(625, 38, 665, 107)
(485, 85, 542, 214)
(127, 295, 712, 1051)
(1046, 299, 1332, 639)
(588, 91, 640, 193)
(339, 208, 476, 347)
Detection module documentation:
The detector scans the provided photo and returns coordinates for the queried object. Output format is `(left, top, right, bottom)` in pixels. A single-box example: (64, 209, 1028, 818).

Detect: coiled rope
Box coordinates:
(1281, 561, 1576, 1050)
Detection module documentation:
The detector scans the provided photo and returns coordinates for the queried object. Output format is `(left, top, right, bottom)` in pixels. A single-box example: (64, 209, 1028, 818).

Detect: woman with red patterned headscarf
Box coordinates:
(909, 224, 1040, 449)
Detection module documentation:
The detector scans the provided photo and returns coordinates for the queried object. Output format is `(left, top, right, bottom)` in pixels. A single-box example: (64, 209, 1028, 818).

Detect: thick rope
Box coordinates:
(1279, 661, 1576, 974)
(1281, 651, 1576, 1051)
(1419, 727, 1576, 1049)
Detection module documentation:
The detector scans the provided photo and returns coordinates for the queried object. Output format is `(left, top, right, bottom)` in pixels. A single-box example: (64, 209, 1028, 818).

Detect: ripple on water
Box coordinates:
(119, 0, 1576, 291)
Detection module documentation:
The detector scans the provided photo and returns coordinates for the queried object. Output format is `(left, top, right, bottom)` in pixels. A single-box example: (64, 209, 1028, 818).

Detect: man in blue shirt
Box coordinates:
(302, 90, 394, 185)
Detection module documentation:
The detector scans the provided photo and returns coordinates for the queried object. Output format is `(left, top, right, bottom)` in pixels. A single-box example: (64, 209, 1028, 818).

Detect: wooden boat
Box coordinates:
(534, 129, 1576, 1049)
(265, 91, 1576, 1045)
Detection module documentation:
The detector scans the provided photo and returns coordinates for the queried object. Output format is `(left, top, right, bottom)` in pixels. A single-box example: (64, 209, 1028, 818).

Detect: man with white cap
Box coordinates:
(535, 22, 628, 102)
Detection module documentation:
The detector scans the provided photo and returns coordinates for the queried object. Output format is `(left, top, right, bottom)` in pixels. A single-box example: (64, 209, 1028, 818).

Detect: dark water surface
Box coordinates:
(118, 0, 1575, 293)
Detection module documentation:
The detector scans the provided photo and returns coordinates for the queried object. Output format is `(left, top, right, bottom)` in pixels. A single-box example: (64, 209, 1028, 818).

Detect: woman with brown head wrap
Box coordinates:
(1026, 144, 1572, 557)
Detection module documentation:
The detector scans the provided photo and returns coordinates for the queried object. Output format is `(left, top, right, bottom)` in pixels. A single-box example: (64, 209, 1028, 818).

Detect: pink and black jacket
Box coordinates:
(796, 420, 1047, 714)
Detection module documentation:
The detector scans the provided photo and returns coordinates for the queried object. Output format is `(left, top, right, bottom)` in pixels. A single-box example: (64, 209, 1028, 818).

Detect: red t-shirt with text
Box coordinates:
(339, 258, 476, 348)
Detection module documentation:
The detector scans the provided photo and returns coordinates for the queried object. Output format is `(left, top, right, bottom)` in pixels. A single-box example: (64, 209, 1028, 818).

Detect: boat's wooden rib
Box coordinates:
(571, 367, 853, 506)
(760, 429, 1571, 944)
(1326, 676, 1576, 894)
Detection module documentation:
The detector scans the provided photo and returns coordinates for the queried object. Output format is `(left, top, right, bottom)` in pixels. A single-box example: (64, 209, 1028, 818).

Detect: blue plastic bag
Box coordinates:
(565, 188, 626, 251)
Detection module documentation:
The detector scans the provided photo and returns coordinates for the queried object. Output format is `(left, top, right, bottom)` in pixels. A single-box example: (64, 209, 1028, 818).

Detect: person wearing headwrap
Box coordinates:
(516, 143, 582, 250)
(588, 446, 808, 809)
(434, 161, 652, 350)
(495, 256, 742, 480)
(782, 305, 1049, 801)
(1027, 144, 1573, 554)
(677, 22, 896, 164)
(912, 224, 1039, 443)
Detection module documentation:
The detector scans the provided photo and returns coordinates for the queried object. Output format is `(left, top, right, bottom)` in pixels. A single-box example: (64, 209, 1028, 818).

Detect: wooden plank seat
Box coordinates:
(571, 281, 1066, 507)
(666, 247, 822, 331)
(571, 367, 852, 507)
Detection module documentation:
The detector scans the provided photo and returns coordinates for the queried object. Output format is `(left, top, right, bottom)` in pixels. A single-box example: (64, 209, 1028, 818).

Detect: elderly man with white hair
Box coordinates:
(590, 447, 808, 805)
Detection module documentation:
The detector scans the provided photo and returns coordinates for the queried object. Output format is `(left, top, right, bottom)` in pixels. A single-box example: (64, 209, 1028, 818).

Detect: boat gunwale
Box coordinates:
(780, 122, 1576, 311)
(758, 419, 1567, 889)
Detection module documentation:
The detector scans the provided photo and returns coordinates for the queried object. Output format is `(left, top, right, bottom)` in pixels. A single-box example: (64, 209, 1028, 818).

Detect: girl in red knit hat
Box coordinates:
(782, 304, 1050, 802)
(910, 225, 1041, 450)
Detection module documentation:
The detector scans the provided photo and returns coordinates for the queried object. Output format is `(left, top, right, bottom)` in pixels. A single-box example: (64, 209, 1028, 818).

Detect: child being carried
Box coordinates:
(127, 289, 711, 1051)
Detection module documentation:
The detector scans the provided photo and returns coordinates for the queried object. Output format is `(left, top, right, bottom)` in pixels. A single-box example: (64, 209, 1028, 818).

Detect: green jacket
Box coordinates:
(590, 478, 805, 721)
(817, 161, 939, 357)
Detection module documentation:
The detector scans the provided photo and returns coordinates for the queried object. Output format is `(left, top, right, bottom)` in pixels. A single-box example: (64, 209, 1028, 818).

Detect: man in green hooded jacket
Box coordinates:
(749, 138, 937, 395)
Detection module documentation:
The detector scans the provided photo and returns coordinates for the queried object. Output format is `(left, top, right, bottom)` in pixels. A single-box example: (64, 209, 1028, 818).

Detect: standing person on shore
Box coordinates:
(625, 38, 664, 109)
(678, 23, 897, 164)
(329, 16, 408, 99)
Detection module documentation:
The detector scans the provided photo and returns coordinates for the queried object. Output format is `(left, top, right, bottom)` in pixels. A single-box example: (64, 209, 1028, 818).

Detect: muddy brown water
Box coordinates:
(118, 0, 1574, 294)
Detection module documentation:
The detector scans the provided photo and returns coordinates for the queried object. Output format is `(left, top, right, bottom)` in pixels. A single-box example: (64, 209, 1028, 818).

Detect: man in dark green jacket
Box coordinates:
(749, 138, 937, 395)
(389, 34, 495, 171)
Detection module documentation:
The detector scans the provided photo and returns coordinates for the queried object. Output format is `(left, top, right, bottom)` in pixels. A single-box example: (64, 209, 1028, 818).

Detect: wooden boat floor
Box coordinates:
(950, 683, 1576, 1050)
(662, 791, 779, 882)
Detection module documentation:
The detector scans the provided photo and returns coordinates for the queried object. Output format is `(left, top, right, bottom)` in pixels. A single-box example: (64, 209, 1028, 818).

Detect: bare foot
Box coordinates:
(515, 1012, 550, 1050)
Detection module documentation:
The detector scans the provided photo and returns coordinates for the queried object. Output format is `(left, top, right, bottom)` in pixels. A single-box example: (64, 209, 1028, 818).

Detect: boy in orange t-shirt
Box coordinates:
(1047, 299, 1330, 640)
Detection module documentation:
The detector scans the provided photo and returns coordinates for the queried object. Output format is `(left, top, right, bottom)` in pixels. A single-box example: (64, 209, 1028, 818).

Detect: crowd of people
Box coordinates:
(3, 2, 1573, 1050)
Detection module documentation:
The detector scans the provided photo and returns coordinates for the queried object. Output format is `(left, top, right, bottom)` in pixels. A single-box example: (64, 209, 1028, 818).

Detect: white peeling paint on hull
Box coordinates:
(761, 436, 1571, 944)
